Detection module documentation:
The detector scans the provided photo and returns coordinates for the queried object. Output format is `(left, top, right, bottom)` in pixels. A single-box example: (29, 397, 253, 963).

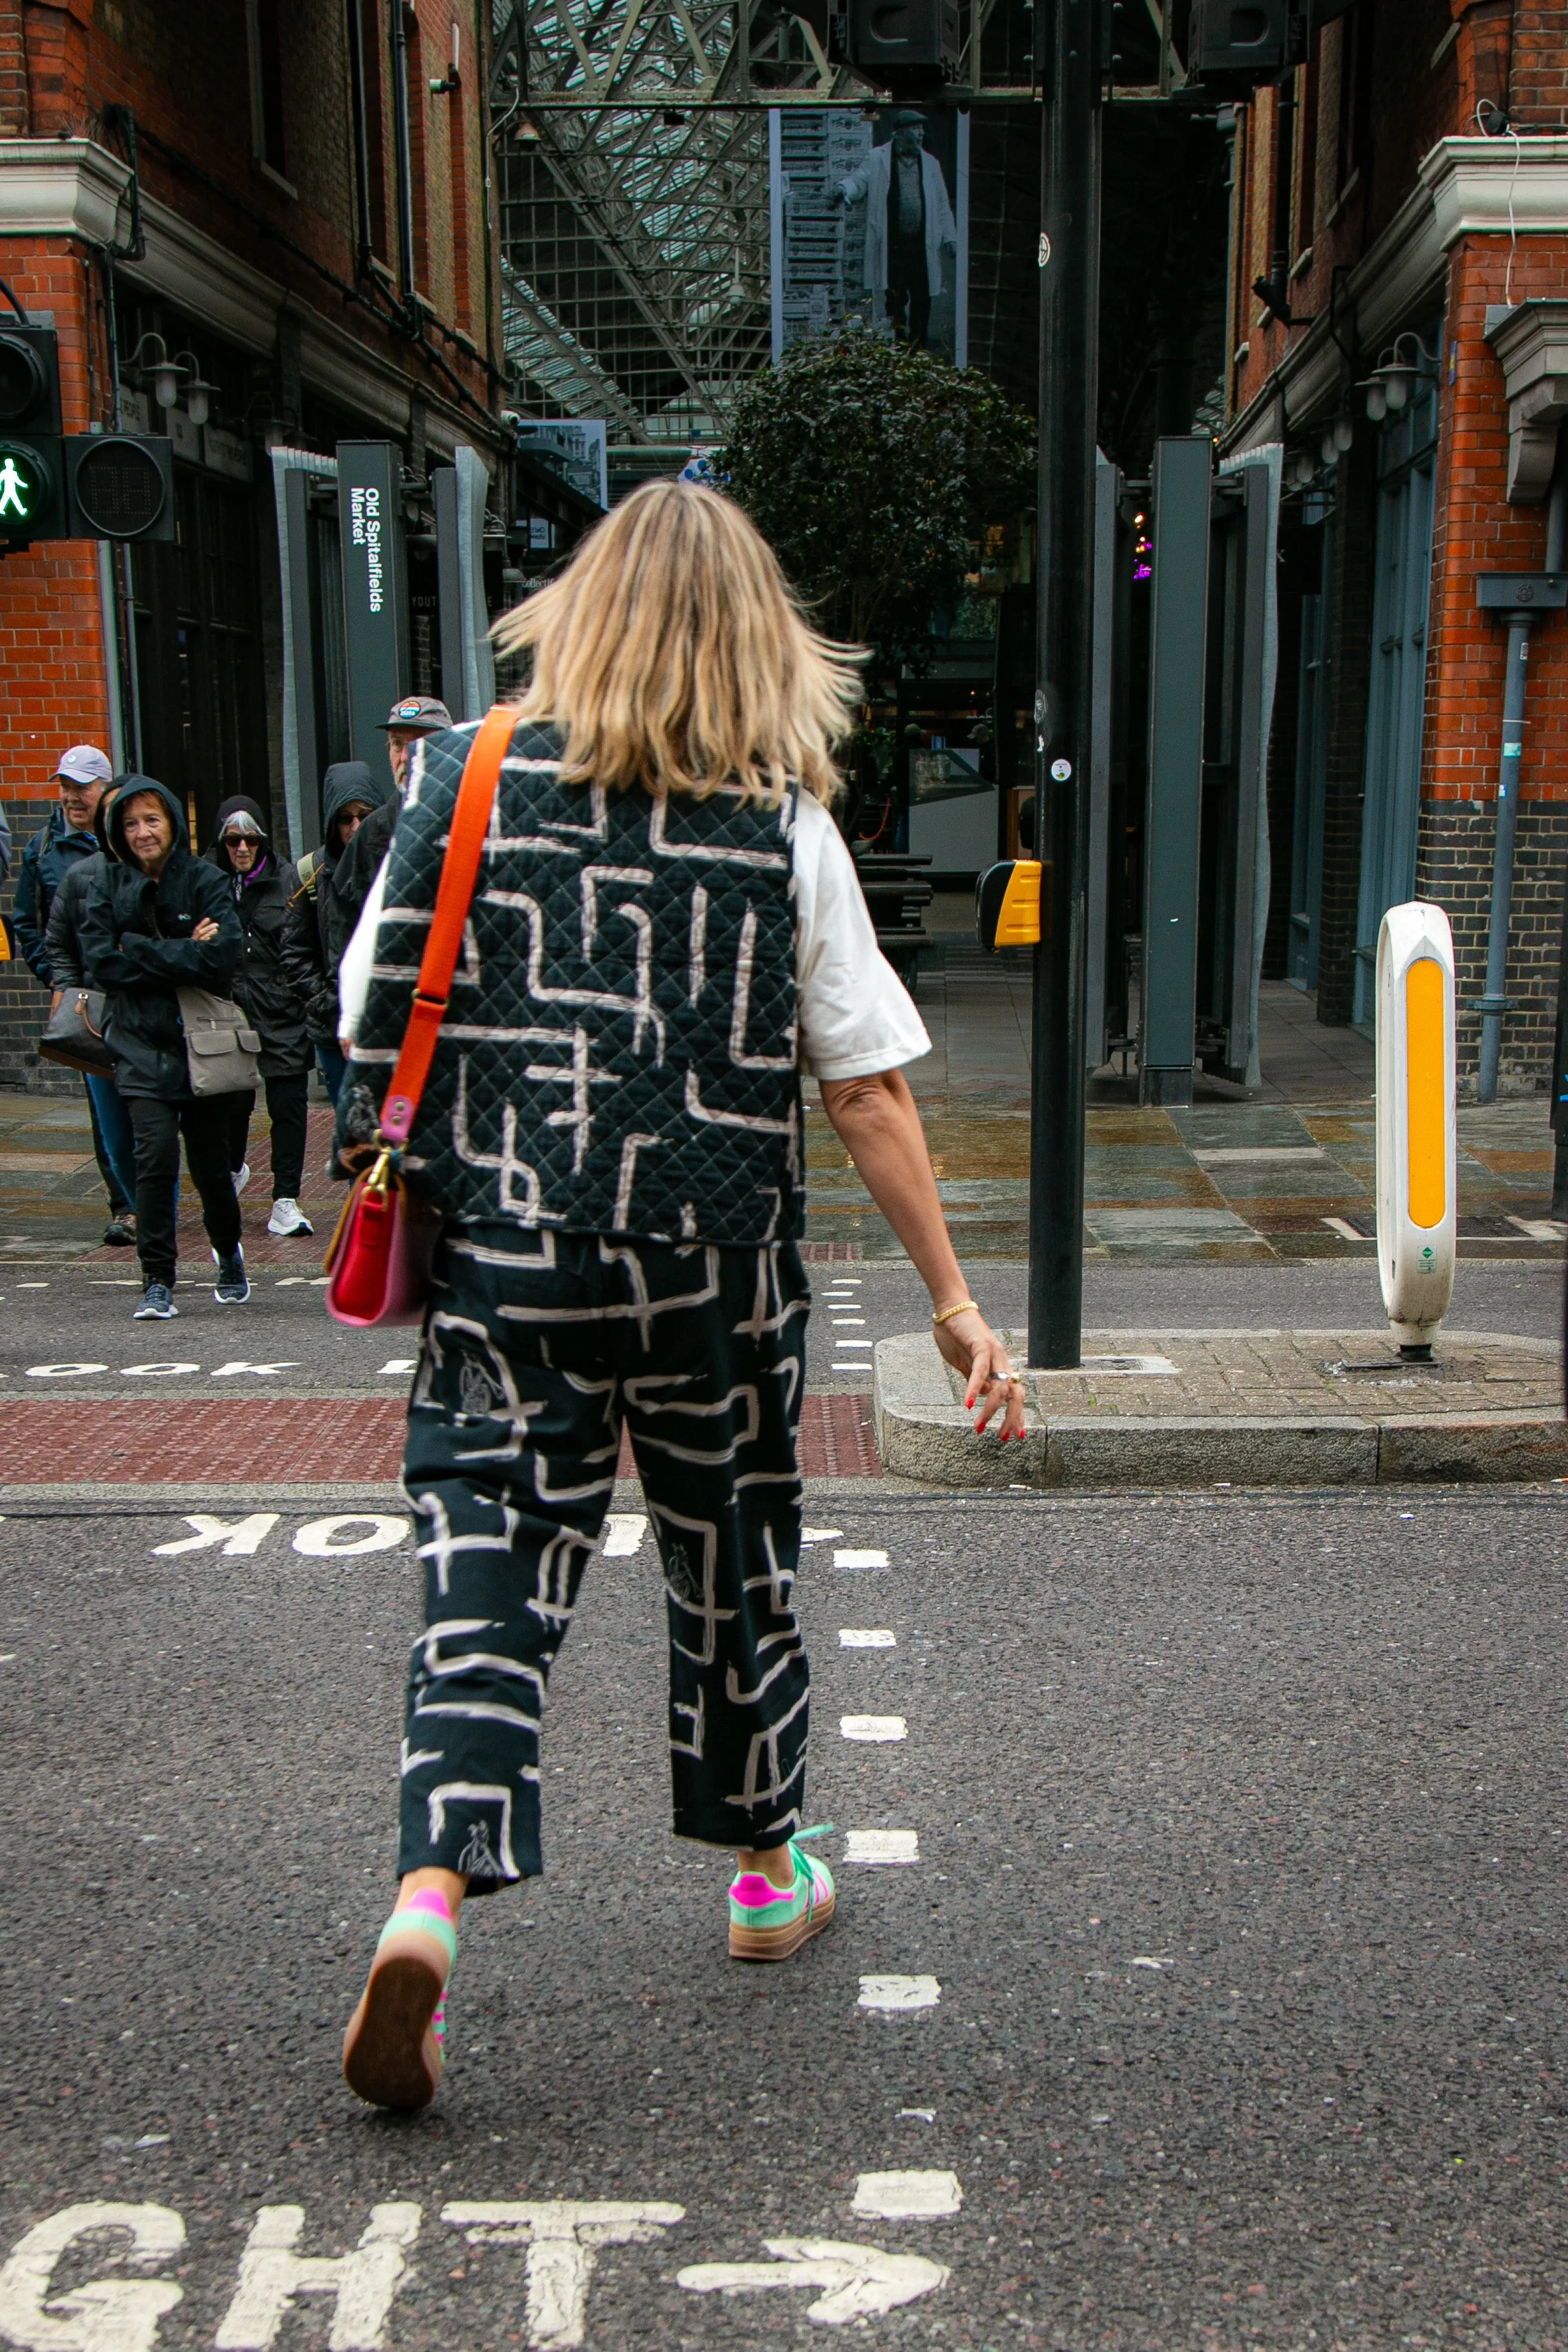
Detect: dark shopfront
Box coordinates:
(128, 460, 269, 851)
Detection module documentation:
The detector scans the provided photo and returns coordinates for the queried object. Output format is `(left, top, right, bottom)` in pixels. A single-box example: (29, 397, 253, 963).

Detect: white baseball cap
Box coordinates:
(56, 745, 112, 786)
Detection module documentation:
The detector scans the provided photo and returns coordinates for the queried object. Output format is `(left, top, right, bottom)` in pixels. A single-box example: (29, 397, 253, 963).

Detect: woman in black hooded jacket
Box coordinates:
(205, 793, 315, 1237)
(77, 776, 248, 1321)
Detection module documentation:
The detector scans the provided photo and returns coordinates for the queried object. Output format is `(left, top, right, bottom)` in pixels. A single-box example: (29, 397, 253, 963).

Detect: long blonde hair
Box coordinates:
(491, 479, 862, 804)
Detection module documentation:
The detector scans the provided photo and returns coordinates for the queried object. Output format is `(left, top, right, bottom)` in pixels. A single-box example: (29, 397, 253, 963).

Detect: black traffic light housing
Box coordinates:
(0, 319, 66, 544)
(66, 433, 176, 542)
(1186, 0, 1310, 91)
(844, 0, 960, 94)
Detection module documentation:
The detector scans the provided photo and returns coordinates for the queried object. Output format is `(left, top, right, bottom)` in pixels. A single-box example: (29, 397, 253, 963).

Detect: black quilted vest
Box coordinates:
(342, 719, 803, 1245)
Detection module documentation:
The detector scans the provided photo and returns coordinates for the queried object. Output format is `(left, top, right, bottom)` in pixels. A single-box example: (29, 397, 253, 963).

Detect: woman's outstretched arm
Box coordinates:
(817, 1066, 1026, 1439)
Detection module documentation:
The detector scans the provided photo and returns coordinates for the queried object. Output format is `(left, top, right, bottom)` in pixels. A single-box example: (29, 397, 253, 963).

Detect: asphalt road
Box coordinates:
(0, 1256, 1557, 1402)
(3, 1483, 1567, 2346)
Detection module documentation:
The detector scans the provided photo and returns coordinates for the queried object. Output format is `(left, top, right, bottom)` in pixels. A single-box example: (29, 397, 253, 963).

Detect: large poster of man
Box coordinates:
(769, 103, 967, 365)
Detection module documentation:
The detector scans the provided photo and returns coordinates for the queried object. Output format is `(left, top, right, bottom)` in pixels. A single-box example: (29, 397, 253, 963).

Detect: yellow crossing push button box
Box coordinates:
(975, 858, 1042, 950)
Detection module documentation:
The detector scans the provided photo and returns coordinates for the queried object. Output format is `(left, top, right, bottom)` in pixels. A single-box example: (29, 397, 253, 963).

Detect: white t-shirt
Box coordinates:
(336, 786, 930, 1082)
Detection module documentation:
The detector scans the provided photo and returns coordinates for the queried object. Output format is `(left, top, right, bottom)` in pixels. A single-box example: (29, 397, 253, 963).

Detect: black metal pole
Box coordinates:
(1027, 0, 1101, 1368)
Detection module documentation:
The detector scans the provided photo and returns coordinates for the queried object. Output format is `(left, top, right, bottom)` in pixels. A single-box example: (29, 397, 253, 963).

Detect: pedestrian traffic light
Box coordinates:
(845, 0, 959, 91)
(1186, 0, 1310, 89)
(0, 317, 65, 545)
(66, 433, 177, 542)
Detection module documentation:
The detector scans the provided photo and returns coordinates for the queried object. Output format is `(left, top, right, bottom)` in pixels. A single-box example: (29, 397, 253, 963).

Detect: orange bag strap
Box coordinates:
(377, 703, 514, 1146)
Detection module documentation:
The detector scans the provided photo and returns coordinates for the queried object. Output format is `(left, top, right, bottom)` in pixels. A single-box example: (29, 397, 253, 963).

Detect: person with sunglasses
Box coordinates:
(205, 796, 315, 1236)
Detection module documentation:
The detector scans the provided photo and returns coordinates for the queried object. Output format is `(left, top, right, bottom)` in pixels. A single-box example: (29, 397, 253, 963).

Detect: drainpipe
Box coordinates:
(389, 0, 417, 317)
(1474, 611, 1531, 1104)
(1474, 455, 1568, 1105)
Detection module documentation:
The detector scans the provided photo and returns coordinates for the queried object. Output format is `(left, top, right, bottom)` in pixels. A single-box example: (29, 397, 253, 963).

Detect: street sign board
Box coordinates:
(336, 439, 410, 777)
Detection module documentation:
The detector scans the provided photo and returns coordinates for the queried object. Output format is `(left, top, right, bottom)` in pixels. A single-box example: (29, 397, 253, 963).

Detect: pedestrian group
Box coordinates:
(12, 694, 454, 1319)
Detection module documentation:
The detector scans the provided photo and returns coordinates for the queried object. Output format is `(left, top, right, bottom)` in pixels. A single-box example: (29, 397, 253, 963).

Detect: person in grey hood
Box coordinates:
(205, 794, 315, 1236)
(76, 776, 248, 1320)
(282, 760, 391, 1107)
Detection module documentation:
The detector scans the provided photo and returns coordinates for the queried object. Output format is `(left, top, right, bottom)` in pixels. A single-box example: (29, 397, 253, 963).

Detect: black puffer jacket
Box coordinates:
(283, 761, 392, 1047)
(203, 795, 311, 1077)
(77, 777, 243, 1099)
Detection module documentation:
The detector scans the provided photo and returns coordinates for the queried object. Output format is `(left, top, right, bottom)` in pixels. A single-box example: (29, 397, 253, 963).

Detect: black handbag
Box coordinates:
(38, 986, 115, 1077)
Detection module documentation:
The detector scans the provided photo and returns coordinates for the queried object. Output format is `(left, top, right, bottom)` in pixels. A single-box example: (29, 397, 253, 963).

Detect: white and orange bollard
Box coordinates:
(1375, 901, 1457, 1358)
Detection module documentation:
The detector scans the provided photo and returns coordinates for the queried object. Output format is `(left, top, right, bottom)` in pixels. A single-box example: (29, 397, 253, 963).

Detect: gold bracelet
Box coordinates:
(932, 1298, 979, 1326)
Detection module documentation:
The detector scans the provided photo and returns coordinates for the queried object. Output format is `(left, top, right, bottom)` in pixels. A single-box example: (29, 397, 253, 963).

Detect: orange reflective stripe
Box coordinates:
(1405, 956, 1445, 1228)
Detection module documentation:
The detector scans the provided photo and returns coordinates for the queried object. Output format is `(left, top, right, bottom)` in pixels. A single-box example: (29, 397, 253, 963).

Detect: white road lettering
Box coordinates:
(121, 1363, 200, 1379)
(292, 1517, 409, 1557)
(851, 2172, 962, 2220)
(0, 2200, 184, 2352)
(676, 2240, 948, 2326)
(24, 1363, 107, 1379)
(842, 1830, 919, 1865)
(839, 1629, 895, 1648)
(153, 1515, 281, 1558)
(839, 1716, 907, 1742)
(601, 1513, 647, 1557)
(215, 2205, 419, 2352)
(209, 1363, 301, 1379)
(442, 2202, 683, 2349)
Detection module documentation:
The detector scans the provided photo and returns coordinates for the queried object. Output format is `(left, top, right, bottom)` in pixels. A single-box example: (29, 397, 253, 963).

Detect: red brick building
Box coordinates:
(0, 0, 505, 1085)
(1221, 0, 1568, 1096)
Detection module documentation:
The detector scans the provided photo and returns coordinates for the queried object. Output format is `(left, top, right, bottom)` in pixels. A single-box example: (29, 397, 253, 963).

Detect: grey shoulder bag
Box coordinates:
(178, 987, 262, 1097)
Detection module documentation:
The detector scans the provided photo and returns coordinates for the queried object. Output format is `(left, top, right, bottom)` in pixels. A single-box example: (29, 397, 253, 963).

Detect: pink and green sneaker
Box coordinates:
(728, 1827, 836, 1961)
(342, 1890, 457, 2111)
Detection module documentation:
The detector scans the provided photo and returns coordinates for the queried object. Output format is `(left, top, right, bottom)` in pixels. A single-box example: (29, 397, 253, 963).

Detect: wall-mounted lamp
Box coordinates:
(1359, 333, 1438, 423)
(124, 332, 188, 411)
(172, 352, 216, 428)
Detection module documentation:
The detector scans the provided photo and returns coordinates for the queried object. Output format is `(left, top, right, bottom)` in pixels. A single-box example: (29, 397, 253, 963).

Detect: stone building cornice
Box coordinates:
(1221, 135, 1568, 461)
(0, 137, 498, 460)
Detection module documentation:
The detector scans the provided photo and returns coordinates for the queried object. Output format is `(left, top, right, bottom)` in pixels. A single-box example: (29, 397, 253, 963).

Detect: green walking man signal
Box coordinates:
(0, 315, 175, 548)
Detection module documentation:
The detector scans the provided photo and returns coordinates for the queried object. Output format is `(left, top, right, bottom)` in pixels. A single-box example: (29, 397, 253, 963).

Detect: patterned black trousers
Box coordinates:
(396, 1222, 812, 1890)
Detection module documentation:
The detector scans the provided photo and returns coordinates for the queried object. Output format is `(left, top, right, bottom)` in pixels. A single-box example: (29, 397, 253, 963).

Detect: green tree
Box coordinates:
(718, 329, 1034, 666)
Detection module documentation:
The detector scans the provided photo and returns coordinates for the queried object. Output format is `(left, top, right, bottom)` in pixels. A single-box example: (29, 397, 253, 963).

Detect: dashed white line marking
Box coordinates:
(833, 1548, 888, 1569)
(378, 1358, 418, 1375)
(274, 1277, 330, 1287)
(858, 1975, 939, 2012)
(602, 1513, 648, 1557)
(830, 1317, 867, 1326)
(839, 1629, 895, 1648)
(1131, 1956, 1174, 1971)
(842, 1830, 919, 1865)
(840, 1715, 906, 1742)
(851, 2171, 962, 2219)
(801, 1527, 844, 1544)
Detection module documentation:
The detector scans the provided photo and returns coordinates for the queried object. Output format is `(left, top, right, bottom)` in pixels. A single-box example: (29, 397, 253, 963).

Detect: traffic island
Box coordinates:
(872, 1328, 1566, 1488)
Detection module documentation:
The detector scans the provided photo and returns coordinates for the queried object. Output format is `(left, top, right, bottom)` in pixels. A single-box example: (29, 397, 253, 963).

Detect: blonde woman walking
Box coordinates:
(336, 481, 1024, 2111)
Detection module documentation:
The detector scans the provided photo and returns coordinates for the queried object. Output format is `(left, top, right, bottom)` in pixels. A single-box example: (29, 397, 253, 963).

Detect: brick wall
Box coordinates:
(1417, 802, 1568, 1093)
(1316, 430, 1380, 1027)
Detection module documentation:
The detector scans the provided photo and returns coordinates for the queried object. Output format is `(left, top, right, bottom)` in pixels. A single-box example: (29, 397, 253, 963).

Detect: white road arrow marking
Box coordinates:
(442, 2203, 683, 2349)
(677, 2238, 949, 2326)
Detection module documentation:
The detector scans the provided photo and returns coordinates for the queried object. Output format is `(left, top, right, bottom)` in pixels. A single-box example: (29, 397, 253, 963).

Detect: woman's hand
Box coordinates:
(191, 916, 220, 943)
(932, 1305, 1027, 1441)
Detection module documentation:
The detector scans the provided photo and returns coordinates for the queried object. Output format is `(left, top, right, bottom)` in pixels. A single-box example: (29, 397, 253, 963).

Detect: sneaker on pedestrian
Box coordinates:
(343, 1891, 457, 2111)
(103, 1215, 135, 1247)
(267, 1196, 314, 1237)
(213, 1250, 250, 1303)
(232, 1161, 251, 1197)
(728, 1828, 835, 1961)
(133, 1282, 177, 1321)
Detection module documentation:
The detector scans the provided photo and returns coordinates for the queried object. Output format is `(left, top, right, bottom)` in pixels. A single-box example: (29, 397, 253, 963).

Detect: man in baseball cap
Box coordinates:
(378, 695, 452, 795)
(324, 698, 454, 1047)
(13, 743, 136, 1243)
